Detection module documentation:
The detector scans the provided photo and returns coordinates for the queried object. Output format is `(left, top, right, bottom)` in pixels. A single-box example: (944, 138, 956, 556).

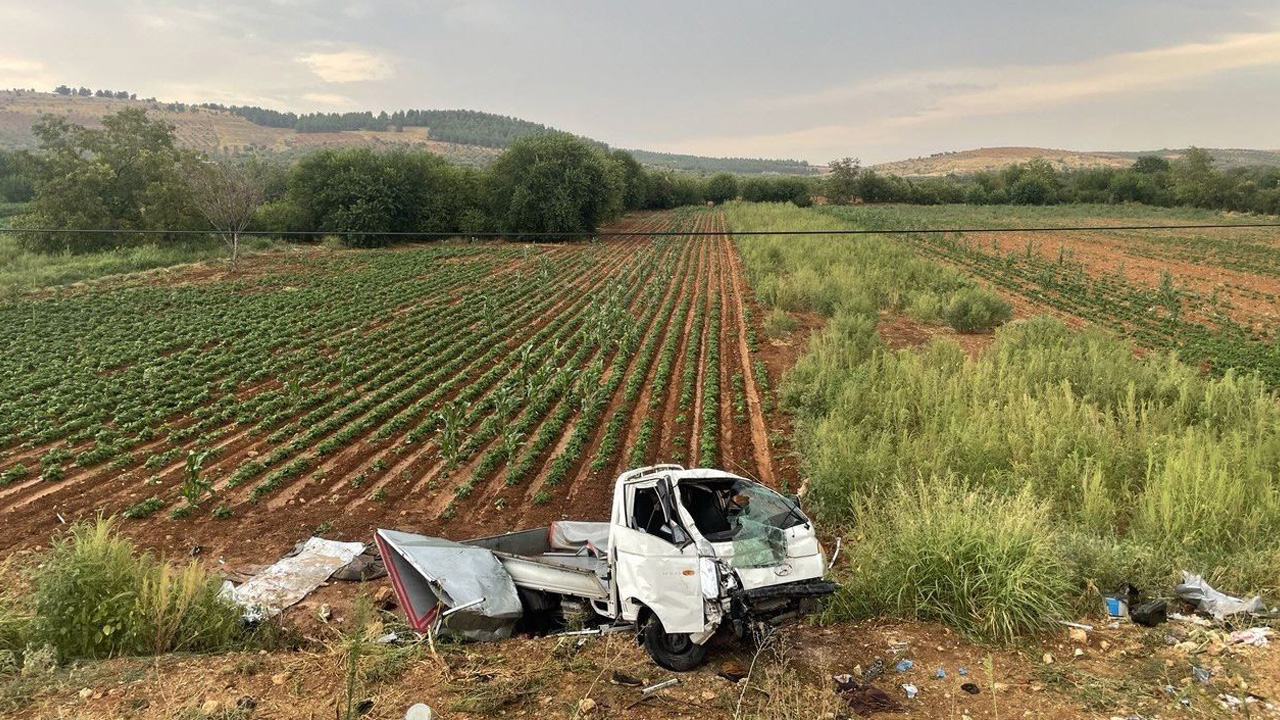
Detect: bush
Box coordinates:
(943, 287, 1012, 332)
(30, 518, 242, 660)
(831, 481, 1073, 643)
(763, 308, 797, 338)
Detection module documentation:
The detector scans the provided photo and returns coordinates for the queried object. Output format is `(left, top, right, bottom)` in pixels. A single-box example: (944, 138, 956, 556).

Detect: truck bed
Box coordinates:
(464, 527, 610, 601)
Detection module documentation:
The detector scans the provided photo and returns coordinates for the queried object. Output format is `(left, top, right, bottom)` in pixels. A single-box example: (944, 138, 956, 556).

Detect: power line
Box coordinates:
(8, 222, 1280, 238)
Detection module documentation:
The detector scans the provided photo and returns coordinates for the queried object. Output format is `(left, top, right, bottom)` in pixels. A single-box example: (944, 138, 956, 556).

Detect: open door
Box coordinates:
(612, 476, 704, 633)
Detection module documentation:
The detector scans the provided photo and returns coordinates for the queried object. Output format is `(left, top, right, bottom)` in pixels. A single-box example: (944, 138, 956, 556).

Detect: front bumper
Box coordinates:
(729, 578, 838, 633)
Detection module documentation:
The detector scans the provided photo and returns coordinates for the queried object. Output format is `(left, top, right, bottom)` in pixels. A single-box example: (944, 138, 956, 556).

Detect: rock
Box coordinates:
(701, 690, 717, 701)
(1068, 628, 1088, 645)
(1042, 653, 1054, 664)
(578, 697, 597, 715)
(78, 688, 93, 700)
(271, 671, 290, 685)
(201, 699, 220, 714)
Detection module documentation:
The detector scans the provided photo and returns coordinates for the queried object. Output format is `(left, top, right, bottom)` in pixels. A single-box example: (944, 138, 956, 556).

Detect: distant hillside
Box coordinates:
(625, 149, 817, 175)
(873, 146, 1280, 176)
(0, 89, 812, 174)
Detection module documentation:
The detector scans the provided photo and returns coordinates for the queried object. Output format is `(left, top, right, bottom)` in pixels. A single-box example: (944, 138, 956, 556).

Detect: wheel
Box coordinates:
(642, 616, 707, 671)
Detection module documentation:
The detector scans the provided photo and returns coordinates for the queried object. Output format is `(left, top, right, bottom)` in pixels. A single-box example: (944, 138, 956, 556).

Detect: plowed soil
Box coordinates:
(0, 211, 792, 570)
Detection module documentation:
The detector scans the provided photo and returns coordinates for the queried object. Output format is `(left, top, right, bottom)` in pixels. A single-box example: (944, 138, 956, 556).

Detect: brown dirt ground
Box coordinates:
(962, 228, 1280, 330)
(13, 598, 1278, 720)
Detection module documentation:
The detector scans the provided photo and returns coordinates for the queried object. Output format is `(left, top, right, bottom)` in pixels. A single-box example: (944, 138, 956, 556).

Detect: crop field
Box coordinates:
(821, 204, 1280, 384)
(0, 210, 779, 559)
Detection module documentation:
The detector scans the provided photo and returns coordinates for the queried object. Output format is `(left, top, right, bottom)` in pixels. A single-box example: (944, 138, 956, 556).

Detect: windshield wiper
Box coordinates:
(780, 497, 809, 530)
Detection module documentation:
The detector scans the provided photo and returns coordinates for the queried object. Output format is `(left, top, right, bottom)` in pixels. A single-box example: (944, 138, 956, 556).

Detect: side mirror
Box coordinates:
(788, 494, 802, 508)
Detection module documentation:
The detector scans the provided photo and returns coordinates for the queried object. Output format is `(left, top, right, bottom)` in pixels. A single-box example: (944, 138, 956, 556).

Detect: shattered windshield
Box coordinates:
(677, 478, 807, 568)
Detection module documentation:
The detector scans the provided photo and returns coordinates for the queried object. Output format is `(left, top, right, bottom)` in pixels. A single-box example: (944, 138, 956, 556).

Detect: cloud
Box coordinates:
(298, 49, 393, 82)
(679, 28, 1280, 159)
(0, 55, 54, 89)
(301, 91, 358, 108)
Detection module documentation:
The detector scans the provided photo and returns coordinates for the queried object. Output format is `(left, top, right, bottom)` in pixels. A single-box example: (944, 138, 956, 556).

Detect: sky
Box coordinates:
(1, 0, 1278, 164)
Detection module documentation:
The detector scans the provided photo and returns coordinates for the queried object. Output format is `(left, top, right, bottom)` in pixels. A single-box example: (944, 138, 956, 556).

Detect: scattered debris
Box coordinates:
(332, 552, 387, 581)
(1042, 653, 1054, 664)
(403, 702, 434, 720)
(717, 660, 747, 684)
(1131, 599, 1168, 627)
(1068, 627, 1089, 644)
(834, 676, 902, 716)
(961, 682, 981, 695)
(374, 632, 398, 644)
(957, 668, 968, 676)
(639, 679, 679, 696)
(901, 683, 919, 699)
(1192, 666, 1211, 684)
(935, 668, 946, 679)
(1229, 627, 1273, 647)
(577, 697, 597, 715)
(1058, 621, 1094, 631)
(611, 670, 645, 687)
(862, 657, 886, 681)
(1175, 571, 1265, 620)
(222, 537, 365, 620)
(893, 659, 914, 672)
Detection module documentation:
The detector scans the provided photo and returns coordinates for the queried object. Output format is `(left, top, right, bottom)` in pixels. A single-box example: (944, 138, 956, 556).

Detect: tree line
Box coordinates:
(8, 109, 813, 255)
(823, 151, 1280, 214)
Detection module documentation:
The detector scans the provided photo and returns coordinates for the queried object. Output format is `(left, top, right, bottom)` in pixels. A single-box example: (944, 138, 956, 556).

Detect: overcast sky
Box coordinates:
(1, 0, 1278, 163)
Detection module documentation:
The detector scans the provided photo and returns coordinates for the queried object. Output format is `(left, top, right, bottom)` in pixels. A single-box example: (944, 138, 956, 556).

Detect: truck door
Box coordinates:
(612, 478, 703, 633)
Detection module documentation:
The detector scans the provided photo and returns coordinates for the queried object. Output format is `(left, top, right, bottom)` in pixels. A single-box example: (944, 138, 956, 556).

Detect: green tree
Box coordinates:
(287, 148, 480, 247)
(16, 109, 199, 253)
(825, 157, 861, 204)
(1132, 155, 1171, 174)
(703, 173, 739, 204)
(484, 133, 623, 238)
(610, 150, 649, 211)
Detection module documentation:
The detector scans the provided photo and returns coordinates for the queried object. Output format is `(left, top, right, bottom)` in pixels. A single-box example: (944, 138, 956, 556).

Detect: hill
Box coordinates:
(872, 145, 1280, 176)
(0, 89, 810, 173)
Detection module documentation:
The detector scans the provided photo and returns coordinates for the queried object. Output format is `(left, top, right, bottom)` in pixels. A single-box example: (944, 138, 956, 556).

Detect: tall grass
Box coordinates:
(725, 202, 1280, 640)
(29, 518, 242, 660)
(0, 232, 285, 300)
(833, 481, 1073, 643)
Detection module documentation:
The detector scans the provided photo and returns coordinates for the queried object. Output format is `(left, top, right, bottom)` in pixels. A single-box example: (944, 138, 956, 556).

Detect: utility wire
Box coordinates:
(8, 222, 1280, 238)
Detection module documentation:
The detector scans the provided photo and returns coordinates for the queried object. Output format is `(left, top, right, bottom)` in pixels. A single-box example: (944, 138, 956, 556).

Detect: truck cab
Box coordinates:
(609, 465, 834, 669)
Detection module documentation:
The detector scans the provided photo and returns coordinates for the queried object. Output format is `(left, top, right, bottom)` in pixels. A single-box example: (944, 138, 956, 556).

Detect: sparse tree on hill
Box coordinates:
(185, 160, 267, 265)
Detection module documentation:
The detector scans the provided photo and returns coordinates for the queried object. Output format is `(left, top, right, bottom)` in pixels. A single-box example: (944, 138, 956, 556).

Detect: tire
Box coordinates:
(642, 616, 707, 671)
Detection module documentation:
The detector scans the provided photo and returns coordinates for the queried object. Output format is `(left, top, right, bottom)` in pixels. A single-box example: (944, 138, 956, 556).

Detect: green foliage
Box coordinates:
(286, 147, 482, 247)
(942, 287, 1012, 332)
(15, 109, 201, 253)
(831, 481, 1073, 643)
(30, 518, 242, 659)
(485, 133, 623, 238)
(703, 173, 739, 204)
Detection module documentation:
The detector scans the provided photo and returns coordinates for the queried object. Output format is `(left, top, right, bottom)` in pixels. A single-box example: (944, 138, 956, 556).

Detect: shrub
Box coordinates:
(831, 481, 1073, 643)
(943, 287, 1012, 332)
(763, 308, 797, 338)
(30, 518, 241, 660)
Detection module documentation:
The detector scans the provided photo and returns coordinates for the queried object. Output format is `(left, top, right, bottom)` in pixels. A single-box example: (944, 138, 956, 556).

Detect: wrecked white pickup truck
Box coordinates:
(375, 465, 836, 670)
